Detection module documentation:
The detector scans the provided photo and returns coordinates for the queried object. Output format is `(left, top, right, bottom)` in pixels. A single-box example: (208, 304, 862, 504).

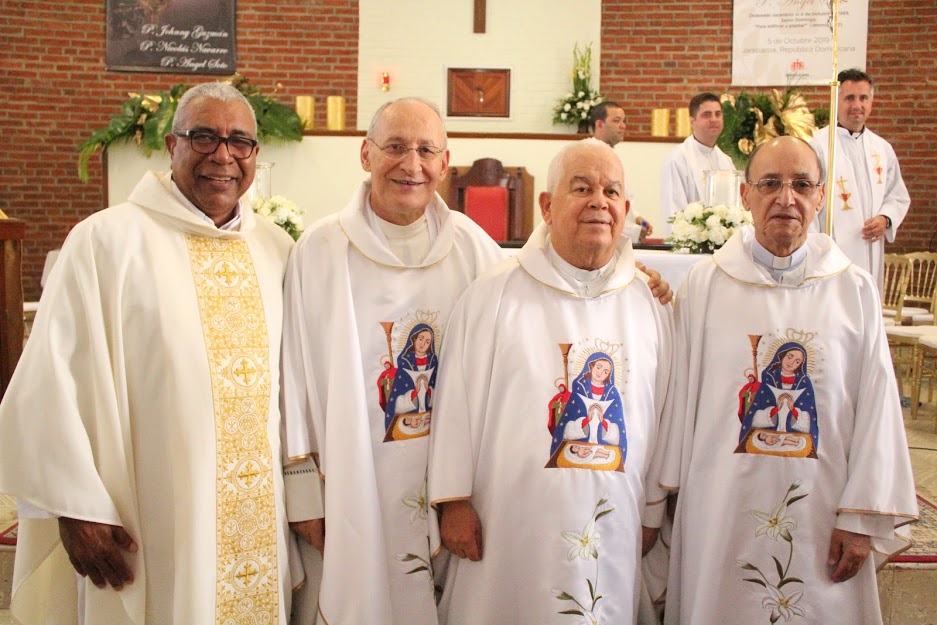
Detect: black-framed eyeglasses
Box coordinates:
(174, 130, 258, 159)
(748, 178, 823, 197)
(367, 138, 445, 161)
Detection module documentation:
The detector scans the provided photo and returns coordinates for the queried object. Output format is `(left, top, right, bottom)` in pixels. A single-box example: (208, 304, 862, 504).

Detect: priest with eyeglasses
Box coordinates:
(660, 136, 917, 625)
(0, 82, 296, 624)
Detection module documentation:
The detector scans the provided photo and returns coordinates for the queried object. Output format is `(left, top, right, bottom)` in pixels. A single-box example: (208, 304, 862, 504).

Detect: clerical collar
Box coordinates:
(836, 122, 865, 140)
(691, 134, 718, 152)
(751, 237, 807, 282)
(365, 198, 434, 266)
(546, 237, 616, 297)
(170, 179, 242, 231)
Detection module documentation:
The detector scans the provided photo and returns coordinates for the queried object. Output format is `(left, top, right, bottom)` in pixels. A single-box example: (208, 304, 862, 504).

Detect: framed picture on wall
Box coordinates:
(106, 0, 236, 74)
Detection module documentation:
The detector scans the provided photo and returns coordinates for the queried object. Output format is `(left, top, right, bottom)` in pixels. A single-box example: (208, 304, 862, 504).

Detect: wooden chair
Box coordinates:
(441, 158, 534, 243)
(882, 254, 910, 326)
(911, 334, 937, 427)
(904, 252, 937, 324)
(886, 325, 937, 398)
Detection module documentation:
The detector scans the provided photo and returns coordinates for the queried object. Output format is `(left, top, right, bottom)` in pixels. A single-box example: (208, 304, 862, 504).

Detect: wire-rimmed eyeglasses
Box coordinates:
(747, 178, 823, 198)
(367, 138, 445, 161)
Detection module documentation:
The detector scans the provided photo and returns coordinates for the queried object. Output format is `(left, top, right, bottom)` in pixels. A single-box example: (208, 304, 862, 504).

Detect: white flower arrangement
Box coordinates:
(552, 43, 603, 126)
(666, 201, 753, 254)
(251, 194, 304, 241)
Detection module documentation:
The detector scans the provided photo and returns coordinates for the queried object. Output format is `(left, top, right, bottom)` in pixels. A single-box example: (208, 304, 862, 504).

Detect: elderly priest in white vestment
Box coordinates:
(659, 92, 736, 235)
(810, 68, 911, 293)
(662, 136, 918, 625)
(280, 98, 505, 625)
(0, 82, 296, 624)
(428, 138, 674, 625)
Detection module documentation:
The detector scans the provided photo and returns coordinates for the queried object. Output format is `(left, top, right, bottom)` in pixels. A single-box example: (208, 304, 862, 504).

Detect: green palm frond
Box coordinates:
(76, 77, 302, 182)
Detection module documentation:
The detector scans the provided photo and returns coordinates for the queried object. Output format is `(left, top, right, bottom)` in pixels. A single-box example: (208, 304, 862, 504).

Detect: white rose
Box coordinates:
(709, 225, 729, 247)
(705, 214, 723, 230)
(689, 224, 707, 243)
(685, 202, 705, 221)
(578, 91, 585, 98)
(711, 204, 729, 218)
(563, 103, 571, 112)
(560, 112, 568, 120)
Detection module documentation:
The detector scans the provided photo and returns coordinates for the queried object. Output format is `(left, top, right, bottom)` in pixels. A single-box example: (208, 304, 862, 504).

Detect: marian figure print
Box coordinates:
(547, 340, 627, 472)
(737, 332, 820, 459)
(378, 312, 441, 442)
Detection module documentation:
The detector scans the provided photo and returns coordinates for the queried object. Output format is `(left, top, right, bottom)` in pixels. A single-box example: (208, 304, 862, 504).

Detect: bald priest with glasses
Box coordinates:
(659, 136, 917, 625)
(279, 98, 505, 625)
(0, 82, 296, 624)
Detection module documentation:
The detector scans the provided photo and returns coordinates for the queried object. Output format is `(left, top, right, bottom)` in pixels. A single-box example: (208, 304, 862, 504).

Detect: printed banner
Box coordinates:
(732, 0, 868, 86)
(106, 0, 236, 74)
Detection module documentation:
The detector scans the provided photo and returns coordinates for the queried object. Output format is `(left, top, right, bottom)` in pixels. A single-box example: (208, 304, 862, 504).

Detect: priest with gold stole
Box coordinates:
(662, 136, 917, 625)
(0, 83, 295, 625)
(428, 138, 673, 625)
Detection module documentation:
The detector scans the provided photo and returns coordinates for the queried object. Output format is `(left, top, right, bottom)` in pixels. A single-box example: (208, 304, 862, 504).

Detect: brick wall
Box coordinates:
(0, 0, 358, 301)
(3, 0, 934, 299)
(601, 0, 937, 254)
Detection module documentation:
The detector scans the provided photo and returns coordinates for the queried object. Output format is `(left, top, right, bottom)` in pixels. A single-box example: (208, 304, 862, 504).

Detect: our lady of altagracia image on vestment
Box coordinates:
(377, 310, 441, 443)
(546, 339, 628, 472)
(736, 330, 821, 459)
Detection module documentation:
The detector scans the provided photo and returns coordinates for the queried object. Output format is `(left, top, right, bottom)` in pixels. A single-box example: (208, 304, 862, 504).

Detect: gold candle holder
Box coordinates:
(326, 96, 346, 131)
(295, 96, 315, 130)
(651, 108, 670, 137)
(675, 107, 691, 137)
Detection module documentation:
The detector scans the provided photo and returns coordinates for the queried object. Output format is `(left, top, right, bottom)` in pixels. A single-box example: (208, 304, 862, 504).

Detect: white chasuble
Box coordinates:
(428, 225, 673, 625)
(659, 135, 735, 234)
(810, 125, 910, 291)
(0, 171, 294, 625)
(662, 227, 918, 625)
(281, 181, 503, 625)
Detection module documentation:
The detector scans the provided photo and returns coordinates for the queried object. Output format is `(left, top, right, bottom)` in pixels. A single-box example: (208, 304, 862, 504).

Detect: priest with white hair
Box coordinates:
(428, 138, 674, 625)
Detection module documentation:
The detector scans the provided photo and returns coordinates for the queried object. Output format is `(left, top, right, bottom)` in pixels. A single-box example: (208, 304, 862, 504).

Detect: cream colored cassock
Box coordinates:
(427, 225, 673, 625)
(662, 227, 918, 625)
(0, 171, 295, 625)
(280, 181, 503, 625)
(810, 125, 910, 292)
(658, 135, 735, 235)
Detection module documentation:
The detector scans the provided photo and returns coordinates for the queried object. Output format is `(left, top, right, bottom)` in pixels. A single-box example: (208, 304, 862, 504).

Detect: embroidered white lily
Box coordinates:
(401, 481, 428, 524)
(762, 585, 805, 622)
(752, 501, 797, 540)
(561, 517, 602, 561)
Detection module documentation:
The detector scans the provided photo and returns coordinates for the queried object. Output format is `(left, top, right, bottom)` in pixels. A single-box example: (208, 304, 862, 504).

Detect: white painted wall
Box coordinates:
(106, 137, 678, 233)
(357, 0, 601, 133)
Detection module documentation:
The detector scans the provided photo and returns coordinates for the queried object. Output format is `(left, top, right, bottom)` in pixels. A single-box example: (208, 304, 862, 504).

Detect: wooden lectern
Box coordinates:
(0, 218, 25, 399)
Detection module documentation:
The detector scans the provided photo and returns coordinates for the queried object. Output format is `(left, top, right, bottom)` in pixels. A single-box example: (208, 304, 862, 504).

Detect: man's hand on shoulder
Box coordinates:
(641, 525, 660, 557)
(440, 499, 483, 561)
(827, 527, 871, 582)
(635, 261, 673, 305)
(291, 518, 326, 553)
(59, 517, 137, 590)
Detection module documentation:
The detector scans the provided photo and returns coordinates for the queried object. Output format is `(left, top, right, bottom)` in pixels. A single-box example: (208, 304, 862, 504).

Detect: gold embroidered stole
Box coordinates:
(185, 235, 279, 624)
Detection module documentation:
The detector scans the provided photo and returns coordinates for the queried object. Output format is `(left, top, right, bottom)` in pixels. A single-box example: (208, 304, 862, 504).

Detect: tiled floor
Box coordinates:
(880, 411, 937, 625)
